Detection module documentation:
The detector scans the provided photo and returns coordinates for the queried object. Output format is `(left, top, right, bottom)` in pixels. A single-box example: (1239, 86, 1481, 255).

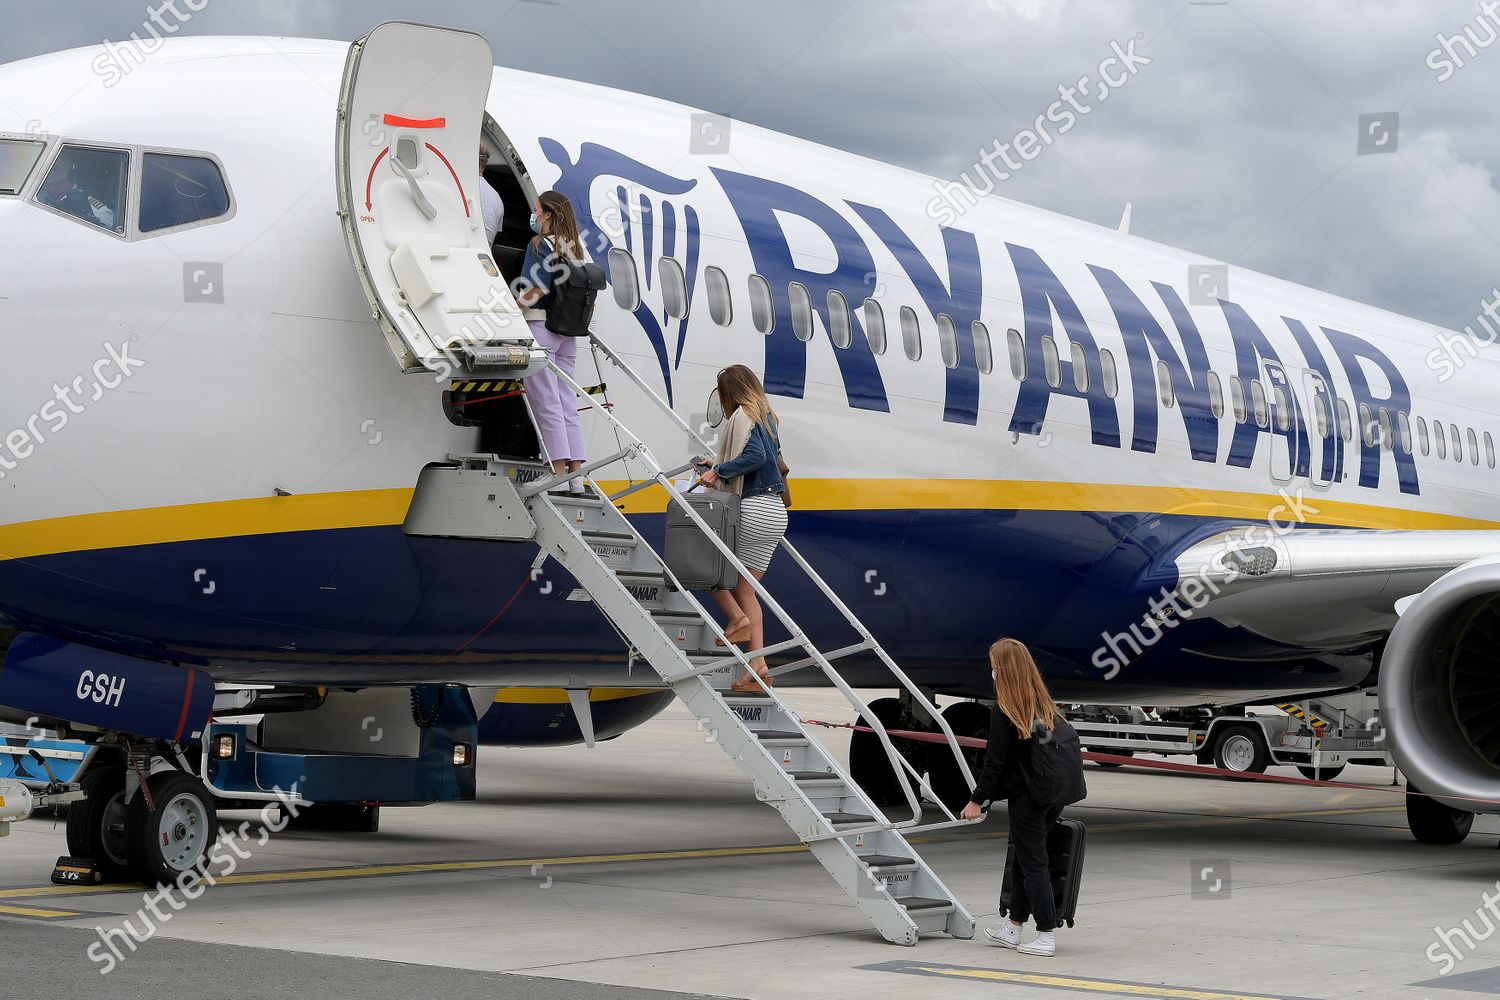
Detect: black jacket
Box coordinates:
(969, 706, 1032, 806)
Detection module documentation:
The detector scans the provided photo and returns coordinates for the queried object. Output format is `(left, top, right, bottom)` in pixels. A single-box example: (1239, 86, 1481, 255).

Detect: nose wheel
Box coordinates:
(64, 764, 133, 882)
(124, 770, 218, 885)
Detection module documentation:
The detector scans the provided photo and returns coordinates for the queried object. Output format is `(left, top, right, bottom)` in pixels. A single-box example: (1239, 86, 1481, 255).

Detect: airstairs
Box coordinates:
(403, 340, 981, 945)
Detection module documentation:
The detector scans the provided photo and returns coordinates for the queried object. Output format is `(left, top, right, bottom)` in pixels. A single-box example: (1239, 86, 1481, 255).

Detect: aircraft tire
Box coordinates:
(64, 763, 133, 882)
(926, 701, 991, 813)
(1406, 785, 1474, 845)
(125, 770, 217, 886)
(849, 697, 927, 808)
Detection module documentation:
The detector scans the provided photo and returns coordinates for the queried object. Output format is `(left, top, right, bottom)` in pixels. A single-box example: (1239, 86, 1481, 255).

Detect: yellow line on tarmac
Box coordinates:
(0, 903, 83, 919)
(914, 965, 1297, 1000)
(0, 844, 810, 901)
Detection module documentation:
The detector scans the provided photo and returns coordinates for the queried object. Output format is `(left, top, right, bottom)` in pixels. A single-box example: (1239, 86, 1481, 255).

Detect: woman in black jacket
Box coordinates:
(960, 638, 1066, 957)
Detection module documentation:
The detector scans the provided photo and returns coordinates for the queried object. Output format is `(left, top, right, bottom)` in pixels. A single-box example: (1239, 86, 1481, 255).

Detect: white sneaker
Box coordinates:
(984, 922, 1023, 949)
(1018, 931, 1056, 957)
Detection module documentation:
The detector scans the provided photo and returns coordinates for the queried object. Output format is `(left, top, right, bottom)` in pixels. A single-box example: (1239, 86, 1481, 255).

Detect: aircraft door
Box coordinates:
(1301, 369, 1338, 489)
(1262, 360, 1297, 484)
(336, 22, 536, 377)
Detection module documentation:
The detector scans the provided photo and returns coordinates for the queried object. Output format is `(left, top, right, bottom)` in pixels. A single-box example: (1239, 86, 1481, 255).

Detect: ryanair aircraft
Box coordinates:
(0, 24, 1494, 890)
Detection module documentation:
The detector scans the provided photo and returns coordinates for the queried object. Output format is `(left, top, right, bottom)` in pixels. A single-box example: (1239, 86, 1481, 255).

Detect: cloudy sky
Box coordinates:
(5, 0, 1499, 332)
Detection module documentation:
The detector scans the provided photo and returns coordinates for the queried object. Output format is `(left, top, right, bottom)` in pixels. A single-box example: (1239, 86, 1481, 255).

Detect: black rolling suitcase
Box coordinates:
(998, 817, 1087, 928)
(663, 490, 740, 591)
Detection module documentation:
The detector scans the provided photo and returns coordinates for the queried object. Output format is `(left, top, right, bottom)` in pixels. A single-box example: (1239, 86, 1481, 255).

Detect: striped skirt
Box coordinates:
(737, 494, 788, 574)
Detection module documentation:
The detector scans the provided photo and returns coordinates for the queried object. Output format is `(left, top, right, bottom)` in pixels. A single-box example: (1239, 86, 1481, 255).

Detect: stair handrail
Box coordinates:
(538, 347, 981, 828)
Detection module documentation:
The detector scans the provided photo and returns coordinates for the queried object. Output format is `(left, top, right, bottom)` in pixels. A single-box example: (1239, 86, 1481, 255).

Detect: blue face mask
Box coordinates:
(529, 212, 541, 234)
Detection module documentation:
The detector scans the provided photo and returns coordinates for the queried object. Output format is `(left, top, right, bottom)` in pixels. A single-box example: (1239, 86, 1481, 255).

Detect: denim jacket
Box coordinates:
(716, 420, 785, 498)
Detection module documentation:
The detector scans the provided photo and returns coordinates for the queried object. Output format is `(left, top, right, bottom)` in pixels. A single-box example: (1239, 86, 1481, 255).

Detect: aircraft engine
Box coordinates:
(1382, 555, 1500, 829)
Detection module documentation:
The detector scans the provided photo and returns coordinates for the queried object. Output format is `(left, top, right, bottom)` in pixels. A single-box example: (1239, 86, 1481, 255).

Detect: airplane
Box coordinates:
(0, 22, 1495, 901)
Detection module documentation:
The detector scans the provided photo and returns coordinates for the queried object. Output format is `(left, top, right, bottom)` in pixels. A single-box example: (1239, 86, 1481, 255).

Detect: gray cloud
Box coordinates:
(3, 0, 1498, 330)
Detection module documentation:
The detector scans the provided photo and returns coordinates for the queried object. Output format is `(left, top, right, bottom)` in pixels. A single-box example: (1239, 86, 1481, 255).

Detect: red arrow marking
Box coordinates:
(425, 142, 471, 218)
(365, 147, 389, 212)
(383, 114, 446, 129)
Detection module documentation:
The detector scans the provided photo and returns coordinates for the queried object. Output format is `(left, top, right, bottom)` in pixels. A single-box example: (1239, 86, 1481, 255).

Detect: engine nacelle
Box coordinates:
(1382, 555, 1500, 813)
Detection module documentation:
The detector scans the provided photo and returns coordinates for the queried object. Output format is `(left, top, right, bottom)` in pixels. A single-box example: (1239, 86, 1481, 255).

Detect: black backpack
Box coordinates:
(1023, 716, 1088, 809)
(543, 241, 607, 338)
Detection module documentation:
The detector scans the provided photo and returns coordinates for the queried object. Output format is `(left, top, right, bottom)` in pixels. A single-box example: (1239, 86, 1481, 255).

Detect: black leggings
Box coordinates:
(1007, 795, 1063, 931)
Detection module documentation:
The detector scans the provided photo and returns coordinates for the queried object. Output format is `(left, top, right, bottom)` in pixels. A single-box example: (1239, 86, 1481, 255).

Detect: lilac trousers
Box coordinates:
(527, 319, 585, 465)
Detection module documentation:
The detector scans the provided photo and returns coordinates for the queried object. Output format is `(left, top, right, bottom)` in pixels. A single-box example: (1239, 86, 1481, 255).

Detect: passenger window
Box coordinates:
(863, 298, 887, 355)
(1230, 376, 1246, 423)
(1274, 386, 1292, 432)
(1156, 360, 1173, 408)
(608, 248, 640, 310)
(139, 153, 230, 232)
(36, 145, 128, 233)
(1337, 399, 1352, 442)
(1250, 380, 1268, 428)
(705, 265, 732, 326)
(1006, 328, 1026, 380)
(748, 274, 774, 334)
(1436, 421, 1447, 459)
(1099, 348, 1118, 399)
(1071, 342, 1089, 391)
(1359, 404, 1373, 447)
(1040, 336, 1061, 388)
(900, 306, 922, 361)
(827, 290, 852, 349)
(1451, 422, 1463, 462)
(972, 321, 993, 375)
(1312, 393, 1328, 437)
(1417, 415, 1430, 456)
(789, 282, 813, 342)
(1397, 411, 1412, 453)
(1378, 407, 1392, 451)
(659, 258, 689, 319)
(1, 138, 47, 195)
(1487, 431, 1496, 469)
(1468, 427, 1480, 465)
(1207, 371, 1224, 418)
(937, 314, 959, 370)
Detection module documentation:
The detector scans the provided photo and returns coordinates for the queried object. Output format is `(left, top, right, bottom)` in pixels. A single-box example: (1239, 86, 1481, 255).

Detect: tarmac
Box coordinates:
(1, 690, 1496, 1000)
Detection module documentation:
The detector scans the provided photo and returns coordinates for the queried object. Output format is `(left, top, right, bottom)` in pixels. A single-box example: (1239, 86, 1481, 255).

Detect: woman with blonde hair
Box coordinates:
(516, 190, 588, 490)
(961, 638, 1085, 957)
(696, 365, 788, 693)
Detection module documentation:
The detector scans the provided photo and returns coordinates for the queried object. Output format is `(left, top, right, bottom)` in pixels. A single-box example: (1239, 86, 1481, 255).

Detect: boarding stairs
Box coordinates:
(404, 341, 982, 945)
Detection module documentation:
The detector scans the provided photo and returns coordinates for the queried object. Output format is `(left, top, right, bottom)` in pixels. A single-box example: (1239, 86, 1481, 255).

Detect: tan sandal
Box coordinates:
(716, 618, 753, 646)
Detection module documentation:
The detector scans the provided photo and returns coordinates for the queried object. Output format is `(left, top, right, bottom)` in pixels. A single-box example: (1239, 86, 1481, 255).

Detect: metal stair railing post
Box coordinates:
(541, 359, 936, 826)
(583, 341, 982, 811)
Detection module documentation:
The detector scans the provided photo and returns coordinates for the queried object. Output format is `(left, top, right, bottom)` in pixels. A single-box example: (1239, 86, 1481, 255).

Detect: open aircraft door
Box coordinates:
(336, 22, 540, 377)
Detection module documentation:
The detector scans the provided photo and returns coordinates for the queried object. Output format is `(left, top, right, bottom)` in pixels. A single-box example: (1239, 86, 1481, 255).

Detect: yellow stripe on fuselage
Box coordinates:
(0, 480, 1496, 563)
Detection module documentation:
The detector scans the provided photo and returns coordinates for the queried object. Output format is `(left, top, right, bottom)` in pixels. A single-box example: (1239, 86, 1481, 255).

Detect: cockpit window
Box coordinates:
(0, 139, 46, 195)
(140, 153, 230, 232)
(36, 145, 128, 233)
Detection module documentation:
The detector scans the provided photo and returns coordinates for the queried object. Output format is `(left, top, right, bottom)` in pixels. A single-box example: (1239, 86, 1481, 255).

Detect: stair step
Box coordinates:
(755, 730, 806, 742)
(898, 897, 954, 913)
(580, 529, 635, 541)
(787, 770, 837, 781)
(859, 855, 915, 870)
(548, 494, 605, 508)
(825, 811, 875, 826)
